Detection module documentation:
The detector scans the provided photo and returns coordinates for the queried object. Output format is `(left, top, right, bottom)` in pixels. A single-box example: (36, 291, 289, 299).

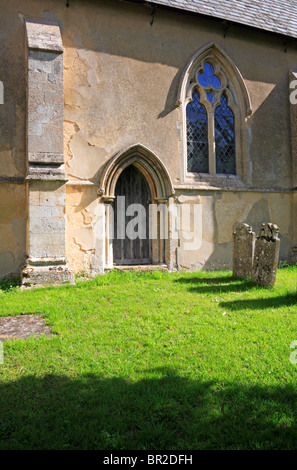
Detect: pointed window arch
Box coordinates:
(178, 43, 252, 184)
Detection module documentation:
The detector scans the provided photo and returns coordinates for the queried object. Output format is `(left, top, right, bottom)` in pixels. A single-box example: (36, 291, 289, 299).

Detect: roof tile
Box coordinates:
(150, 0, 297, 39)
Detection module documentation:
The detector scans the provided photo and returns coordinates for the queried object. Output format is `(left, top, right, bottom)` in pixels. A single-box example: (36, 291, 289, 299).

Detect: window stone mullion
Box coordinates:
(208, 111, 216, 175)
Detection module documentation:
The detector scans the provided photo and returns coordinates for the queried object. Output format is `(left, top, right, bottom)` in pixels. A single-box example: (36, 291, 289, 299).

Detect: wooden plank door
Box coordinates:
(113, 165, 152, 265)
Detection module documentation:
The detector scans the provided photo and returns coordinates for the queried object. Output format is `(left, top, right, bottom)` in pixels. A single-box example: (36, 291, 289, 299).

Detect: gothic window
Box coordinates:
(186, 60, 237, 175)
(178, 44, 252, 185)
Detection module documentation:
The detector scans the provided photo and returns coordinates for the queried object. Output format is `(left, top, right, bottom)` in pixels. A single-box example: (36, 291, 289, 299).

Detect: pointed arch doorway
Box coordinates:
(113, 164, 152, 265)
(98, 144, 177, 271)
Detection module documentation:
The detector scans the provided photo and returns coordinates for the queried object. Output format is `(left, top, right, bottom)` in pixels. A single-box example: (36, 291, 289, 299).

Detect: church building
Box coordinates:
(0, 0, 297, 285)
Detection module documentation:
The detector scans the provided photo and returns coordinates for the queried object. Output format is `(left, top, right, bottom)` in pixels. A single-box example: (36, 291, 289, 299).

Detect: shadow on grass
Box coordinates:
(0, 367, 296, 450)
(174, 275, 255, 294)
(220, 293, 297, 311)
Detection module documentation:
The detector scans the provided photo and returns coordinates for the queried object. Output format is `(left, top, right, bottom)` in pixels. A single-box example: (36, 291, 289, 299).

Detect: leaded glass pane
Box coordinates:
(207, 92, 214, 102)
(186, 90, 209, 173)
(214, 94, 236, 174)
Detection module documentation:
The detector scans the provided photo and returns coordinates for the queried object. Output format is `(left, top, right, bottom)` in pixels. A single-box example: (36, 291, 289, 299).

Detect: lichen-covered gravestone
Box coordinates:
(252, 223, 280, 287)
(233, 223, 255, 279)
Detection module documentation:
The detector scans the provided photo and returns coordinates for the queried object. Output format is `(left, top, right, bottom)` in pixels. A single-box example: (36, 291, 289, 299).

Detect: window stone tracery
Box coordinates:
(177, 43, 252, 187)
(186, 58, 237, 176)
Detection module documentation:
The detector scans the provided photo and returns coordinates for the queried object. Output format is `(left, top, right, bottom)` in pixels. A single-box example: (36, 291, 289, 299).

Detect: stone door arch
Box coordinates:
(98, 144, 177, 270)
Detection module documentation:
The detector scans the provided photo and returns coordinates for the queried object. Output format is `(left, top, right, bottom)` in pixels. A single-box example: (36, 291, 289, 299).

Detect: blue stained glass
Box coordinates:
(198, 62, 220, 90)
(211, 75, 221, 89)
(204, 62, 214, 76)
(186, 90, 209, 173)
(207, 93, 215, 102)
(214, 94, 236, 174)
(198, 73, 209, 87)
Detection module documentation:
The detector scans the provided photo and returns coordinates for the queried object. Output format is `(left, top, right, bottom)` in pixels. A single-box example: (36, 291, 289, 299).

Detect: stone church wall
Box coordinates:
(0, 0, 296, 277)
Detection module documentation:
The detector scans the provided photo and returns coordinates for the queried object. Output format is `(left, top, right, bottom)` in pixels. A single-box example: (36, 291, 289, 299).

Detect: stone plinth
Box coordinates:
(22, 262, 74, 287)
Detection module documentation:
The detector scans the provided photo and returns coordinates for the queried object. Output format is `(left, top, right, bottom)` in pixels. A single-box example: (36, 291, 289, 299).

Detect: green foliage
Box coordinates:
(0, 275, 21, 291)
(0, 267, 297, 449)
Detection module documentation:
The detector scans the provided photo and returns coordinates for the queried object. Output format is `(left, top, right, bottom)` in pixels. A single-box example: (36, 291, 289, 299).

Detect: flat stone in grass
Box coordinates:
(0, 315, 51, 341)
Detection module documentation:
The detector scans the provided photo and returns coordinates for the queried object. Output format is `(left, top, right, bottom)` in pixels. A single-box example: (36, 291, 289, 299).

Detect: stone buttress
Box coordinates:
(21, 19, 74, 286)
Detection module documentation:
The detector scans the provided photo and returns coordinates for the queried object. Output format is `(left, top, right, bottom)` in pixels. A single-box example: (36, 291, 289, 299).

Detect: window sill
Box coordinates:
(175, 174, 294, 192)
(181, 172, 246, 190)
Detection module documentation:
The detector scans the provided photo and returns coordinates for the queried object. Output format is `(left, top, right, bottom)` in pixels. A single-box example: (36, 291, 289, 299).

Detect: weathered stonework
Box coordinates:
(26, 20, 65, 181)
(22, 263, 74, 287)
(289, 72, 297, 265)
(252, 223, 280, 287)
(21, 19, 73, 287)
(233, 223, 255, 279)
(0, 1, 297, 280)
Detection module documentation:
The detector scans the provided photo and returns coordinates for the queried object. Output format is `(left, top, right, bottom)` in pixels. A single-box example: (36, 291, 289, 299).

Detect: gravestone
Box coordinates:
(233, 223, 255, 278)
(252, 223, 280, 287)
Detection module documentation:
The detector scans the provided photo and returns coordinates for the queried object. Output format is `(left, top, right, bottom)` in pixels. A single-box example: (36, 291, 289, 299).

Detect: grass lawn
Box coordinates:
(0, 266, 297, 450)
